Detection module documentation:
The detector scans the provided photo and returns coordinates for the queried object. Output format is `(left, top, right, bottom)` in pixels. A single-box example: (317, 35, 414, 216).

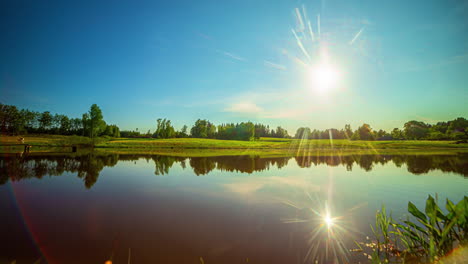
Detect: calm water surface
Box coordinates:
(1, 152, 467, 264)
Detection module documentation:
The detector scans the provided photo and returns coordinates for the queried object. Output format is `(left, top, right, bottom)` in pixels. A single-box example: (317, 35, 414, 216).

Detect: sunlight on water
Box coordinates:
(1, 153, 467, 263)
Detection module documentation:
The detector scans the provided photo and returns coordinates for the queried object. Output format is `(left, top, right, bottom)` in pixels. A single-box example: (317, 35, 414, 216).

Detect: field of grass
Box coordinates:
(98, 137, 468, 150)
(1, 135, 468, 155)
(0, 134, 101, 154)
(0, 134, 106, 146)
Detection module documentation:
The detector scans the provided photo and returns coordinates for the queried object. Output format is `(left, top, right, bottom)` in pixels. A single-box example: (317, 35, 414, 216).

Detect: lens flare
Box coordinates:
(280, 191, 364, 264)
(324, 214, 334, 228)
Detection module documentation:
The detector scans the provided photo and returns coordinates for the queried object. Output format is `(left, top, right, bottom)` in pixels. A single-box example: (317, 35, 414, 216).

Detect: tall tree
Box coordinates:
(403, 120, 429, 140)
(82, 113, 89, 137)
(153, 118, 176, 139)
(352, 123, 375, 140)
(274, 126, 289, 138)
(446, 117, 468, 139)
(344, 124, 353, 139)
(59, 115, 71, 134)
(39, 111, 52, 132)
(71, 117, 83, 135)
(191, 119, 216, 138)
(177, 125, 188, 138)
(295, 127, 311, 139)
(88, 104, 106, 138)
(391, 128, 403, 139)
(0, 104, 22, 134)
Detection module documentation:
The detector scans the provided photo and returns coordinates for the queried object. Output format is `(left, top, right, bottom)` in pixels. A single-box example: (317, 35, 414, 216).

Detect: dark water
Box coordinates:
(1, 152, 467, 264)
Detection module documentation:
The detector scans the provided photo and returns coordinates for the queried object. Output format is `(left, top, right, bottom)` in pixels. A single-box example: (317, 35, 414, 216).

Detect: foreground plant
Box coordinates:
(366, 195, 467, 263)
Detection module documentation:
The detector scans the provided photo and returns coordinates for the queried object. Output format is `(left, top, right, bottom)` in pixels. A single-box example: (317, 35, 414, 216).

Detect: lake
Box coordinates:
(1, 152, 467, 263)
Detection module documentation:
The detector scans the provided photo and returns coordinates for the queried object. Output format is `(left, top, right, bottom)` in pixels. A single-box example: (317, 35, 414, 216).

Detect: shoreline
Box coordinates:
(1, 135, 468, 157)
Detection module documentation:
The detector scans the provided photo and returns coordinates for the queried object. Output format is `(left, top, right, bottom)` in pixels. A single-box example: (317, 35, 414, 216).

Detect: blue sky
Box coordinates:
(1, 0, 467, 133)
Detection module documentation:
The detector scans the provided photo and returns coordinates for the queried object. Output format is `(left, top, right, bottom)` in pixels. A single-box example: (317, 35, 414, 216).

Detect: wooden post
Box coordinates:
(23, 145, 31, 153)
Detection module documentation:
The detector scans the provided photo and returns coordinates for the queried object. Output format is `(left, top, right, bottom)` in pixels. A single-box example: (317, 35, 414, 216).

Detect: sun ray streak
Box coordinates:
(301, 5, 308, 23)
(291, 29, 312, 62)
(281, 192, 363, 263)
(349, 27, 365, 45)
(281, 218, 310, 223)
(301, 6, 309, 40)
(295, 8, 305, 31)
(308, 21, 316, 42)
(317, 14, 321, 40)
(280, 199, 302, 210)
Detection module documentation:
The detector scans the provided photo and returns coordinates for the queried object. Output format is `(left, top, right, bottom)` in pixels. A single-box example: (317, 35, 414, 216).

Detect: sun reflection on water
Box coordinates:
(281, 190, 364, 264)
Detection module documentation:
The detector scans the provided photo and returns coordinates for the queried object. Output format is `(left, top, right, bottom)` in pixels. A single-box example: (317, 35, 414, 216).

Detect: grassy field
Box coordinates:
(98, 137, 468, 149)
(1, 135, 468, 155)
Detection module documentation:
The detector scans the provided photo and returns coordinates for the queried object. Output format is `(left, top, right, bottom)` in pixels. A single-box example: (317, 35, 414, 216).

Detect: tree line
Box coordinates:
(0, 103, 120, 138)
(1, 102, 466, 141)
(131, 118, 290, 141)
(294, 119, 468, 140)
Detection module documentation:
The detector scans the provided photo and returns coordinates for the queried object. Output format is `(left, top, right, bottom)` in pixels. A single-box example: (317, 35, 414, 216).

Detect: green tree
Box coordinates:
(82, 113, 89, 137)
(0, 104, 22, 134)
(431, 122, 449, 134)
(274, 126, 289, 138)
(295, 127, 311, 139)
(427, 131, 445, 140)
(102, 124, 120, 137)
(20, 109, 38, 132)
(176, 125, 189, 138)
(254, 123, 271, 138)
(88, 104, 106, 138)
(328, 128, 342, 139)
(191, 119, 216, 138)
(153, 118, 164, 138)
(235, 122, 255, 140)
(70, 118, 83, 135)
(344, 124, 353, 139)
(51, 114, 62, 133)
(59, 115, 71, 134)
(351, 130, 360, 140)
(446, 117, 468, 139)
(391, 128, 403, 139)
(403, 120, 429, 140)
(352, 123, 375, 140)
(112, 125, 120, 137)
(39, 111, 53, 132)
(153, 118, 176, 138)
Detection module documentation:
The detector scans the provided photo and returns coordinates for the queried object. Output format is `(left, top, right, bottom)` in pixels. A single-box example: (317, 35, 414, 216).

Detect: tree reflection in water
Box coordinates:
(1, 152, 467, 188)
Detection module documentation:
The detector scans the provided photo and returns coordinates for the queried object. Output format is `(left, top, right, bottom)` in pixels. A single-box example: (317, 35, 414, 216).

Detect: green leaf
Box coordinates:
(403, 220, 427, 235)
(446, 198, 456, 221)
(440, 217, 457, 244)
(425, 195, 437, 220)
(454, 198, 467, 226)
(446, 199, 455, 212)
(408, 202, 427, 223)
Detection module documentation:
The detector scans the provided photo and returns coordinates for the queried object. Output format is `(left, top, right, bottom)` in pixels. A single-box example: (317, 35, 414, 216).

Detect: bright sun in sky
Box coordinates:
(324, 214, 334, 228)
(309, 62, 340, 94)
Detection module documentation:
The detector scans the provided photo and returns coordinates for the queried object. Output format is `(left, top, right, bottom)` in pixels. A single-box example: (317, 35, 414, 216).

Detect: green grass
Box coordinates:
(1, 135, 468, 155)
(98, 137, 468, 149)
(0, 134, 105, 146)
(0, 134, 102, 153)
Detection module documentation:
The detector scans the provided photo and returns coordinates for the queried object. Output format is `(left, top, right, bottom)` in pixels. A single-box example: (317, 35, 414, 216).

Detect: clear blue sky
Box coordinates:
(1, 0, 467, 133)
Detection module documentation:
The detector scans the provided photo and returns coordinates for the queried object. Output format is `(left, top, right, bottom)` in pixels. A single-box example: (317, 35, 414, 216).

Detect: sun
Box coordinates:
(324, 214, 334, 228)
(309, 62, 340, 93)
